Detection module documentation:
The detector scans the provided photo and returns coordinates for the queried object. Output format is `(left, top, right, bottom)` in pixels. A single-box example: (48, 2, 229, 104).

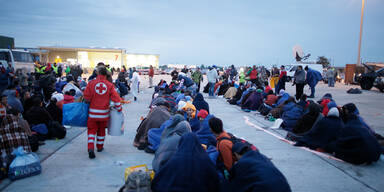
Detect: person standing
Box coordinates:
(181, 65, 188, 74)
(131, 67, 140, 101)
(83, 66, 122, 159)
(207, 66, 218, 97)
(192, 67, 203, 92)
(247, 65, 258, 86)
(293, 65, 306, 101)
(270, 66, 280, 89)
(148, 65, 154, 88)
(326, 67, 335, 87)
(229, 65, 238, 81)
(305, 66, 323, 98)
(275, 66, 287, 94)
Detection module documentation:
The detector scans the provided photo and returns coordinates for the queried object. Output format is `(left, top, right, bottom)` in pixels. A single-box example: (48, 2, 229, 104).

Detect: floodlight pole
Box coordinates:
(357, 0, 365, 66)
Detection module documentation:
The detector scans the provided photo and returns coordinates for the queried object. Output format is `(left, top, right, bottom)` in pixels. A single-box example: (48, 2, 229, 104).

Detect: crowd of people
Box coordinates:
(130, 64, 384, 191)
(133, 68, 293, 191)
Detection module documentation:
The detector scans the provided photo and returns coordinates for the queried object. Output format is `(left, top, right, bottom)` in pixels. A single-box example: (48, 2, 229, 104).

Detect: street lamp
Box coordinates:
(357, 0, 365, 66)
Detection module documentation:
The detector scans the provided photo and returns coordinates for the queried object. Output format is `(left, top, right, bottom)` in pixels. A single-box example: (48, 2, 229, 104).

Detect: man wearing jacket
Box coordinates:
(207, 66, 218, 97)
(293, 65, 306, 100)
(83, 65, 122, 159)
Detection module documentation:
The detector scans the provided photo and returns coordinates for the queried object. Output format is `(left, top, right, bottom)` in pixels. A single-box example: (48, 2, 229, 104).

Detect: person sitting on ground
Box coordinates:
(264, 81, 272, 95)
(318, 93, 333, 116)
(134, 102, 171, 150)
(63, 90, 75, 104)
(46, 96, 63, 124)
(325, 107, 382, 164)
(0, 95, 8, 121)
(3, 88, 24, 114)
(209, 117, 236, 170)
(223, 142, 292, 192)
(24, 96, 53, 128)
(281, 97, 304, 132)
(193, 93, 210, 113)
(295, 107, 344, 151)
(297, 94, 309, 109)
(152, 114, 191, 173)
(151, 133, 220, 192)
(0, 110, 32, 169)
(241, 89, 263, 112)
(224, 83, 237, 100)
(264, 90, 278, 106)
(195, 110, 216, 147)
(292, 102, 323, 135)
(276, 89, 290, 107)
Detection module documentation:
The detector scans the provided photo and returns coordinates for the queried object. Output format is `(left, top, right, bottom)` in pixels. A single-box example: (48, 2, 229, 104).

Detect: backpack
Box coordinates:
(217, 133, 258, 152)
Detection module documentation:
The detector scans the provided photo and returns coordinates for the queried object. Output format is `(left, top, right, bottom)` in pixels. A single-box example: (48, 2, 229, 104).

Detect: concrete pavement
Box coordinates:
(2, 75, 383, 192)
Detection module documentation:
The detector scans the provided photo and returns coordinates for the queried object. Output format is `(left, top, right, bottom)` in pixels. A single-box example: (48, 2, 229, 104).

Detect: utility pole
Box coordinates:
(357, 0, 365, 66)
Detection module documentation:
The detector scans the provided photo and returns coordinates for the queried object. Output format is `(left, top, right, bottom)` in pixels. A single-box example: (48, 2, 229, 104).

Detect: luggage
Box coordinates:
(217, 133, 258, 151)
(48, 121, 67, 139)
(8, 147, 42, 181)
(108, 108, 124, 136)
(62, 102, 89, 127)
(119, 165, 154, 192)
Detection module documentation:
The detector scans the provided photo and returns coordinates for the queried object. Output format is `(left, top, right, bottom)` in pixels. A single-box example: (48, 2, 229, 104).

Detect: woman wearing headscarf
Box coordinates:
(152, 114, 191, 173)
(152, 133, 220, 192)
(192, 93, 209, 113)
(241, 89, 263, 112)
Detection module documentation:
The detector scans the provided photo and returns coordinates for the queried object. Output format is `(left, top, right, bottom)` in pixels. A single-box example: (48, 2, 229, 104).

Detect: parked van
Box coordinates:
(0, 49, 34, 72)
(285, 63, 324, 81)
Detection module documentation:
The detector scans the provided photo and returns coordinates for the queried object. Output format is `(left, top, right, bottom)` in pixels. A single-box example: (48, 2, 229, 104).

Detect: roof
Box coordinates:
(38, 46, 125, 53)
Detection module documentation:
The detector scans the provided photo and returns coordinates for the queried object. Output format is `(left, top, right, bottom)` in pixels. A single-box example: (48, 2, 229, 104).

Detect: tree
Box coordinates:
(317, 56, 330, 68)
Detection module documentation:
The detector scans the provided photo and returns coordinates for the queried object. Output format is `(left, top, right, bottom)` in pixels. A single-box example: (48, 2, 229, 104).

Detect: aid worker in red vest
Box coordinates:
(83, 66, 122, 159)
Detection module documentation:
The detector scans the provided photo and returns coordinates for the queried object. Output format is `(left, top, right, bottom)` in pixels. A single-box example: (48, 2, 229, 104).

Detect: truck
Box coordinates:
(0, 49, 35, 72)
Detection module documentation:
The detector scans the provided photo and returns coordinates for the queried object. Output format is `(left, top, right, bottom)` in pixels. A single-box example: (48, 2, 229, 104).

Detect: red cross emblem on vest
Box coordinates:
(95, 82, 107, 95)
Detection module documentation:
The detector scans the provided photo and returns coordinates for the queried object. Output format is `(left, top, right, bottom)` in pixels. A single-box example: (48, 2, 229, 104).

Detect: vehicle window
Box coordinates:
(0, 52, 11, 62)
(11, 51, 34, 62)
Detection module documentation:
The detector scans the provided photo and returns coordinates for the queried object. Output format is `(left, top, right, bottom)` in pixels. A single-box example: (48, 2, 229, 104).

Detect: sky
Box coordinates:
(0, 0, 383, 67)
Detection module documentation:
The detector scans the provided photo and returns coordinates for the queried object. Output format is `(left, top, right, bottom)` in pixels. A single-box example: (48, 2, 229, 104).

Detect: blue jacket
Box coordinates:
(196, 114, 217, 147)
(281, 102, 304, 132)
(193, 93, 210, 113)
(151, 133, 220, 192)
(276, 93, 290, 106)
(178, 75, 194, 87)
(306, 68, 322, 87)
(224, 150, 291, 192)
(4, 90, 23, 113)
(148, 118, 173, 151)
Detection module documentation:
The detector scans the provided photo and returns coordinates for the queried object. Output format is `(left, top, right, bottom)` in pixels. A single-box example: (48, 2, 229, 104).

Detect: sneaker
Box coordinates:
(97, 148, 104, 152)
(88, 150, 96, 159)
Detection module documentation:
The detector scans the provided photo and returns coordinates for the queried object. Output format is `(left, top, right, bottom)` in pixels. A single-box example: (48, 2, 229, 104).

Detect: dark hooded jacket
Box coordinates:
(325, 114, 382, 164)
(225, 150, 291, 192)
(293, 103, 323, 134)
(241, 91, 263, 111)
(4, 90, 23, 113)
(193, 93, 209, 113)
(196, 114, 217, 147)
(151, 133, 220, 192)
(296, 109, 344, 150)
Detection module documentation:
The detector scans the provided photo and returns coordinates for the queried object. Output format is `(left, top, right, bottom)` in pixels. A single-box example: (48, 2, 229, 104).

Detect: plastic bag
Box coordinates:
(62, 102, 89, 127)
(108, 108, 124, 136)
(8, 147, 41, 181)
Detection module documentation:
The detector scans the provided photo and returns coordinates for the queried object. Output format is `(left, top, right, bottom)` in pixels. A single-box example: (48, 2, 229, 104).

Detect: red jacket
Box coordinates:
(148, 68, 154, 77)
(63, 95, 75, 104)
(250, 69, 258, 80)
(83, 75, 122, 121)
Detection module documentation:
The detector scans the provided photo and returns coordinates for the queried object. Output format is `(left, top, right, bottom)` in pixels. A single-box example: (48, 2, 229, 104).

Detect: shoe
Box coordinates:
(88, 150, 96, 159)
(97, 148, 104, 152)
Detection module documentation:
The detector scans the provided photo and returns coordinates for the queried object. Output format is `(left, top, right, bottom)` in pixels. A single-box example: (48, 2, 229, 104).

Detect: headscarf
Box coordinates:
(192, 93, 210, 113)
(182, 102, 197, 119)
(151, 133, 220, 192)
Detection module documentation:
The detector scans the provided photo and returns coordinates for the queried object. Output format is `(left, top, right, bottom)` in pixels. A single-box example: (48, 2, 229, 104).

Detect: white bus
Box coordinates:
(0, 49, 35, 72)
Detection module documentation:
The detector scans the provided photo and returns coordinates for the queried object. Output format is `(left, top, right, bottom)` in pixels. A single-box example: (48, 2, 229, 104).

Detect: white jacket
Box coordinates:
(207, 69, 218, 83)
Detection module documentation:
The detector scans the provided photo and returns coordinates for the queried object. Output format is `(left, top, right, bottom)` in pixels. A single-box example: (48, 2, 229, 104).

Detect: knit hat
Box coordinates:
(197, 109, 209, 119)
(177, 101, 187, 111)
(327, 107, 339, 117)
(279, 89, 285, 96)
(256, 89, 263, 93)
